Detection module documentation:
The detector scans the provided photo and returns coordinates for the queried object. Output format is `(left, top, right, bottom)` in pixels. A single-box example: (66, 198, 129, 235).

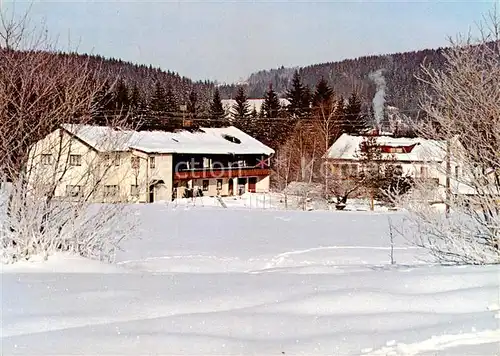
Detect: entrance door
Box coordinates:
(228, 178, 233, 196)
(237, 178, 247, 195)
(172, 182, 178, 200)
(248, 177, 257, 193)
(149, 184, 154, 203)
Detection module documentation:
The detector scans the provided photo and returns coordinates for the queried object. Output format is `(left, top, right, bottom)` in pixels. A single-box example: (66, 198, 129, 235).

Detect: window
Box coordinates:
(389, 147, 404, 153)
(216, 179, 223, 190)
(130, 185, 139, 197)
(202, 179, 209, 191)
(420, 166, 429, 178)
(341, 164, 349, 177)
(149, 157, 156, 169)
(349, 164, 359, 176)
(203, 157, 212, 168)
(104, 154, 120, 166)
(455, 166, 460, 178)
(113, 153, 120, 166)
(66, 185, 81, 197)
(340, 164, 358, 178)
(104, 185, 119, 197)
(69, 154, 81, 166)
(131, 156, 140, 169)
(41, 154, 52, 165)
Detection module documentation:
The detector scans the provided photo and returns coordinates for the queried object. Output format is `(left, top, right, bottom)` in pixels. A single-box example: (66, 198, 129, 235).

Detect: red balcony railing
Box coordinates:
(174, 167, 270, 180)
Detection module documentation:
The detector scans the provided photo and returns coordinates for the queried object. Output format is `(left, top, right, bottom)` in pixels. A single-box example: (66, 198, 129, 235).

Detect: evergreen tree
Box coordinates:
(92, 80, 115, 124)
(165, 86, 178, 116)
(259, 105, 265, 118)
(129, 83, 141, 112)
(343, 91, 368, 134)
(114, 79, 130, 115)
(286, 70, 310, 119)
(367, 105, 376, 131)
(209, 88, 225, 121)
(303, 85, 312, 117)
(150, 81, 167, 115)
(378, 105, 391, 133)
(261, 83, 281, 118)
(127, 83, 143, 126)
(250, 106, 258, 119)
(232, 86, 251, 121)
(187, 89, 198, 118)
(312, 77, 333, 107)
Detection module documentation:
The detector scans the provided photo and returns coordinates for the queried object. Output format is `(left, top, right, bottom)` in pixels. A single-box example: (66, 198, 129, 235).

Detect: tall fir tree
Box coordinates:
(127, 83, 143, 126)
(261, 83, 281, 118)
(209, 88, 225, 122)
(114, 79, 130, 117)
(286, 70, 310, 119)
(250, 106, 258, 119)
(129, 83, 141, 113)
(312, 77, 333, 107)
(165, 86, 178, 116)
(303, 85, 312, 117)
(343, 91, 367, 135)
(187, 89, 198, 119)
(92, 80, 115, 124)
(232, 86, 251, 121)
(150, 81, 167, 115)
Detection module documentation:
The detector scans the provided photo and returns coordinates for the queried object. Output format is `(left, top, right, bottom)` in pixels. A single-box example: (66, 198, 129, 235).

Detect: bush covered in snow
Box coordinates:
(1, 176, 135, 264)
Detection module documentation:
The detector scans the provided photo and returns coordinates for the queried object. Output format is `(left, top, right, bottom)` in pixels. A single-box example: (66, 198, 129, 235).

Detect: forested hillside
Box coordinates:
(6, 46, 450, 129)
(218, 47, 449, 116)
(2, 46, 437, 153)
(25, 52, 218, 126)
(50, 45, 451, 123)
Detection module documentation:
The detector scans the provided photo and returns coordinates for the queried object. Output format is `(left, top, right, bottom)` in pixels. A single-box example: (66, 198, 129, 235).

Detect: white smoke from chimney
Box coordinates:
(368, 69, 386, 129)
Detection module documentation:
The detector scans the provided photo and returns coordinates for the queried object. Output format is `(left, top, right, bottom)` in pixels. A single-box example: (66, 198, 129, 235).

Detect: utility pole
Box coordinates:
(180, 104, 187, 127)
(446, 139, 451, 217)
(445, 96, 451, 217)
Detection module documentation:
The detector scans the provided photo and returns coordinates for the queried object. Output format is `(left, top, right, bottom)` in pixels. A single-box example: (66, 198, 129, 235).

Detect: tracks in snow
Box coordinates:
(116, 245, 422, 274)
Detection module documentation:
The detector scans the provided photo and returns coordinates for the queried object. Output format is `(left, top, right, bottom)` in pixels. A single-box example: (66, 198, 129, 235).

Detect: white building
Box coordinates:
(325, 133, 469, 197)
(221, 98, 290, 117)
(28, 125, 274, 203)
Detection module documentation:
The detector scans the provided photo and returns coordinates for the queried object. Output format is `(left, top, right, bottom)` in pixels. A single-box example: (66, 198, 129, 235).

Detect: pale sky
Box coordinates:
(4, 0, 495, 83)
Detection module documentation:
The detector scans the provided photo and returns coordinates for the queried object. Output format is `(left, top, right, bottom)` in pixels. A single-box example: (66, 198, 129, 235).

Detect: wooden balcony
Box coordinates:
(174, 167, 271, 180)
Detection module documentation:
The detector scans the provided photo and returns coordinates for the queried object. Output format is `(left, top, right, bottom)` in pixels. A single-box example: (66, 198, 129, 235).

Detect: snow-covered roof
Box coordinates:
(222, 98, 290, 116)
(326, 133, 447, 162)
(62, 124, 274, 155)
(62, 124, 135, 152)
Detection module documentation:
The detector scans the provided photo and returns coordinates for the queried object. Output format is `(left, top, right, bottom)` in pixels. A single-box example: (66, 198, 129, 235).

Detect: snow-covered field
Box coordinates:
(1, 200, 499, 355)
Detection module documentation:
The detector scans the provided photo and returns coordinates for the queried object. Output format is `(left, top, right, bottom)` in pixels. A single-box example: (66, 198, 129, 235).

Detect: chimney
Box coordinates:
(367, 126, 379, 136)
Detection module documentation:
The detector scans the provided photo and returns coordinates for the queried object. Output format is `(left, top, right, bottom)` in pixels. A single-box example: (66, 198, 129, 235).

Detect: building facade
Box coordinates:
(28, 125, 274, 203)
(325, 133, 466, 198)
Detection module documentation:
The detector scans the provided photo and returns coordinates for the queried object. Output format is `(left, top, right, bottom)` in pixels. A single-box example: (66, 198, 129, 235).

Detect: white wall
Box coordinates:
(28, 131, 177, 203)
(256, 176, 270, 193)
(29, 129, 271, 203)
(28, 129, 100, 200)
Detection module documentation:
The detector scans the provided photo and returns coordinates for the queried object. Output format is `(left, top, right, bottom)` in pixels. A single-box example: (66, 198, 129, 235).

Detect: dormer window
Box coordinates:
(389, 147, 404, 153)
(222, 134, 241, 144)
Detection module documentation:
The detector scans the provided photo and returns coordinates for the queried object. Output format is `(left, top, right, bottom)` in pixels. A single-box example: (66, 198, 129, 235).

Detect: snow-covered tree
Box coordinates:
(396, 8, 500, 264)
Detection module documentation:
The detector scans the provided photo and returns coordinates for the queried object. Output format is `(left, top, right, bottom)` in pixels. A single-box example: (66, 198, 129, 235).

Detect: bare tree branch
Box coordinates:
(404, 6, 500, 264)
